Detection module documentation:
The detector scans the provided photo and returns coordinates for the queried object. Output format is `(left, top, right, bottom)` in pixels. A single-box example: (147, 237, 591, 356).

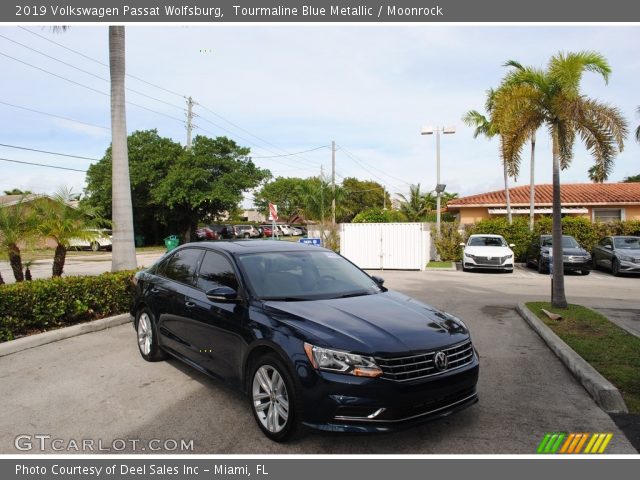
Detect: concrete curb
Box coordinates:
(0, 313, 132, 358)
(516, 303, 628, 414)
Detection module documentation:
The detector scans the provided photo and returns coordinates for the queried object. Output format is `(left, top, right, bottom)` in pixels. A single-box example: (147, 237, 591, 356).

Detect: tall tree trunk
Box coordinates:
(503, 161, 512, 225)
(8, 243, 24, 282)
(529, 133, 536, 232)
(109, 26, 138, 272)
(551, 128, 567, 308)
(52, 244, 67, 277)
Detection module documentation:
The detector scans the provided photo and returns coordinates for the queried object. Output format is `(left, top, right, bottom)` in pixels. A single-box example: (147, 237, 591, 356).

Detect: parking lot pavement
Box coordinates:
(0, 251, 164, 283)
(0, 270, 636, 454)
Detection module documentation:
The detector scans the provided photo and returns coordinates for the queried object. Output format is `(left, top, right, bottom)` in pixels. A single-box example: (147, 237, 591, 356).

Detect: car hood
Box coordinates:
(464, 246, 513, 256)
(617, 248, 640, 257)
(541, 246, 589, 256)
(261, 290, 470, 355)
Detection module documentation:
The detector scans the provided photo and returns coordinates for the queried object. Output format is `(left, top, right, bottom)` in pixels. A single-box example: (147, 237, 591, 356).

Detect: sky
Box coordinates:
(0, 25, 638, 207)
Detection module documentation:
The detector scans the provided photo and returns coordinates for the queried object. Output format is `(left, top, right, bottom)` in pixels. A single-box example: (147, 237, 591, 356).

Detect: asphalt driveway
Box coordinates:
(0, 269, 637, 453)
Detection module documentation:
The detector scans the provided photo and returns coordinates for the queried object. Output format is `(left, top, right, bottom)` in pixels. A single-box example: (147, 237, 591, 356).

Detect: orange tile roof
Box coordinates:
(447, 183, 640, 209)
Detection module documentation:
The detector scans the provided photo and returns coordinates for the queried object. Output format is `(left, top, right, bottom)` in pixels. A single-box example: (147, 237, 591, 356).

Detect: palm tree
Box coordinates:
(0, 197, 37, 282)
(588, 164, 606, 183)
(51, 26, 136, 270)
(636, 106, 640, 143)
(462, 106, 514, 224)
(33, 188, 105, 277)
(495, 51, 627, 308)
(396, 184, 431, 222)
(109, 26, 137, 271)
(504, 61, 538, 231)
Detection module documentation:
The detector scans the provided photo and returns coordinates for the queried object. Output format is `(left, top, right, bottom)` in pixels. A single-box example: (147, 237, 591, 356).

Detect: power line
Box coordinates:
(0, 100, 110, 130)
(0, 51, 185, 124)
(250, 145, 330, 158)
(0, 33, 185, 112)
(0, 143, 100, 161)
(336, 145, 407, 193)
(0, 157, 87, 172)
(19, 26, 185, 99)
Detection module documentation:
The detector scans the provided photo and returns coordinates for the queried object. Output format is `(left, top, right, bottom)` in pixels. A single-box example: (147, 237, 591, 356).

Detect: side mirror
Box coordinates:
(459, 242, 465, 247)
(604, 244, 612, 250)
(206, 286, 238, 302)
(509, 243, 515, 248)
(371, 275, 385, 287)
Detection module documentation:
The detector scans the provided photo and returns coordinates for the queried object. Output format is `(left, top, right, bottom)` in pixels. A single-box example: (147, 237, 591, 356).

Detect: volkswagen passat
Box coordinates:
(461, 234, 515, 272)
(132, 241, 479, 441)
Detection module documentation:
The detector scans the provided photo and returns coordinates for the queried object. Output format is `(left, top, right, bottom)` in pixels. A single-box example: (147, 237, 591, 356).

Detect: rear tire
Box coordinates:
(249, 353, 301, 442)
(580, 270, 591, 276)
(136, 308, 167, 362)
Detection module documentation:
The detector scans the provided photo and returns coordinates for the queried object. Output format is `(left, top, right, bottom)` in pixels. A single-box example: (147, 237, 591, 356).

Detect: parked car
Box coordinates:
(235, 225, 260, 238)
(289, 226, 303, 236)
(209, 224, 238, 239)
(277, 224, 293, 236)
(461, 234, 514, 272)
(68, 229, 112, 252)
(592, 236, 640, 276)
(195, 227, 220, 241)
(525, 235, 591, 275)
(132, 241, 479, 441)
(261, 225, 275, 237)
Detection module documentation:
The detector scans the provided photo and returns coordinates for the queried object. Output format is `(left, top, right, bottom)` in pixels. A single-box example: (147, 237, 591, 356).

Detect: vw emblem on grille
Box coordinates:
(434, 351, 448, 371)
(487, 256, 492, 260)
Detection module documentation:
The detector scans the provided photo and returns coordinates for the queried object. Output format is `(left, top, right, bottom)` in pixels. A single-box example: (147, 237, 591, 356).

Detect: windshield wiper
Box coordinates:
(261, 296, 315, 302)
(331, 290, 373, 299)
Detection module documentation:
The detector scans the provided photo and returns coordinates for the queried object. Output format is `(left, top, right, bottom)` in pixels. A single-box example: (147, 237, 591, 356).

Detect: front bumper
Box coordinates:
(297, 352, 480, 433)
(463, 257, 513, 271)
(541, 257, 591, 272)
(618, 259, 640, 273)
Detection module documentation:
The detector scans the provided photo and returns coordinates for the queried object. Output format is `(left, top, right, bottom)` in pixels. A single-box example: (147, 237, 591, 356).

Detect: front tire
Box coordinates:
(136, 308, 167, 362)
(612, 258, 621, 277)
(537, 257, 547, 274)
(580, 270, 591, 276)
(249, 354, 300, 442)
(90, 241, 100, 252)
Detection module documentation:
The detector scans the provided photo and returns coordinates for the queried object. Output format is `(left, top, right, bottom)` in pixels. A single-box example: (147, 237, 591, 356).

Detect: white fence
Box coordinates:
(339, 223, 431, 270)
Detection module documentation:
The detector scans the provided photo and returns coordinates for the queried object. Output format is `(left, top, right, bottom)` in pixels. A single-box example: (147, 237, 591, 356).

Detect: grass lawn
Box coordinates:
(427, 261, 454, 268)
(527, 302, 640, 413)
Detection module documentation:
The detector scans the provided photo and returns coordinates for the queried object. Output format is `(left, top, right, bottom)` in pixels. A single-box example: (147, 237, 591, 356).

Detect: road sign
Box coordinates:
(268, 203, 278, 221)
(299, 238, 321, 246)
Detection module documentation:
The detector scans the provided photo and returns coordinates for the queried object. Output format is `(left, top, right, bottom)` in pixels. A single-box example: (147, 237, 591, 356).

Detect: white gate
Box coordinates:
(339, 223, 431, 270)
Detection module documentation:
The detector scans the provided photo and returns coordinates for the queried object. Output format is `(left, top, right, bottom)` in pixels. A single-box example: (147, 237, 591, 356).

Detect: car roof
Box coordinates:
(469, 234, 504, 238)
(180, 239, 323, 254)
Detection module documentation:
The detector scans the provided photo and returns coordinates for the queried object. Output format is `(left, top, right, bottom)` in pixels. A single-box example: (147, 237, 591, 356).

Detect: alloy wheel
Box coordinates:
(252, 365, 289, 434)
(137, 312, 152, 356)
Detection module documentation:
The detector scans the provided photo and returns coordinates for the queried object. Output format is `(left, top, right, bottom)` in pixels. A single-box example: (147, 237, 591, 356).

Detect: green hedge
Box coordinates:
(0, 270, 136, 343)
(465, 217, 640, 262)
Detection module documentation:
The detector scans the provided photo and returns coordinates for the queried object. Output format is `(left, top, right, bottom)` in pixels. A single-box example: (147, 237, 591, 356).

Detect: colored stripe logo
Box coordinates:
(537, 433, 613, 454)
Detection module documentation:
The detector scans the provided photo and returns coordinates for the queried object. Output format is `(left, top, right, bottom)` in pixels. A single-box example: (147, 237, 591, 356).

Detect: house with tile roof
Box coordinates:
(446, 183, 640, 225)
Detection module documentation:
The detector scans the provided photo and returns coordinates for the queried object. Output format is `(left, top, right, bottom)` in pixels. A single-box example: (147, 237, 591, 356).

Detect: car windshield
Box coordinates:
(541, 236, 580, 248)
(468, 236, 506, 247)
(614, 237, 640, 249)
(237, 250, 381, 301)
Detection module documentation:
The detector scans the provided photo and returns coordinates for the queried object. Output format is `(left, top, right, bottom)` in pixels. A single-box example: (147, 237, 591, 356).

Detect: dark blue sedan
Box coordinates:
(132, 241, 479, 441)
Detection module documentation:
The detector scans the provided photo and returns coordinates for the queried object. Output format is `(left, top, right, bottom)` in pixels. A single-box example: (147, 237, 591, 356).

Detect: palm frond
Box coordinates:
(636, 106, 640, 143)
(548, 51, 611, 97)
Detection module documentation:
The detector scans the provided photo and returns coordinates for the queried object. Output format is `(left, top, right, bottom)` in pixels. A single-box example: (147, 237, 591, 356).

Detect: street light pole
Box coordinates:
(421, 125, 455, 237)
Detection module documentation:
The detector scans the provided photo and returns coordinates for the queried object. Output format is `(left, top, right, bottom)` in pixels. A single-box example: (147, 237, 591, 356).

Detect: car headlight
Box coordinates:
(505, 254, 513, 259)
(303, 343, 382, 378)
(618, 254, 633, 262)
(464, 252, 475, 259)
(441, 311, 469, 330)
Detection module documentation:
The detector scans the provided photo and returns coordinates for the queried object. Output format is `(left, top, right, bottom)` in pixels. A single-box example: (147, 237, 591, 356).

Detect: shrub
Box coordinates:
(0, 270, 136, 342)
(433, 223, 464, 261)
(352, 208, 407, 223)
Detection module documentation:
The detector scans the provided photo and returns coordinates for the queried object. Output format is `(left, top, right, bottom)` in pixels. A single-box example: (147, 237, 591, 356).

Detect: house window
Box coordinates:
(593, 208, 624, 223)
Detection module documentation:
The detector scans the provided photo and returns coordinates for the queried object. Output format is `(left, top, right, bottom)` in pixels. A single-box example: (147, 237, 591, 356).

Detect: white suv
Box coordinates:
(235, 225, 260, 238)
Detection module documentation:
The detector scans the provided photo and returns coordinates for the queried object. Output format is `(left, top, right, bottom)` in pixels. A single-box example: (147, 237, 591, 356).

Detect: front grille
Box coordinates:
(564, 255, 587, 263)
(473, 255, 509, 265)
(376, 340, 474, 382)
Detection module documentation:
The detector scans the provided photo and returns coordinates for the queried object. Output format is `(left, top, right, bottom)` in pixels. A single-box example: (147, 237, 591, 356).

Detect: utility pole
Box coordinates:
(331, 140, 336, 225)
(186, 96, 195, 150)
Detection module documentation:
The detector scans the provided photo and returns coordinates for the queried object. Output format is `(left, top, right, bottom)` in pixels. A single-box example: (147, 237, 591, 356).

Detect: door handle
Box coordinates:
(185, 301, 196, 308)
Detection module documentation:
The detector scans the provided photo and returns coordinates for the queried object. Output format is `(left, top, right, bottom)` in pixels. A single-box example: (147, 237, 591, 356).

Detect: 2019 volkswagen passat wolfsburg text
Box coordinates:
(132, 241, 479, 441)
